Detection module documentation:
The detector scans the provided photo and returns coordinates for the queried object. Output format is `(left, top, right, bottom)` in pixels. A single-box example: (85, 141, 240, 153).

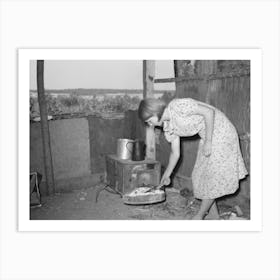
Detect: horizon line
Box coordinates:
(29, 88, 175, 92)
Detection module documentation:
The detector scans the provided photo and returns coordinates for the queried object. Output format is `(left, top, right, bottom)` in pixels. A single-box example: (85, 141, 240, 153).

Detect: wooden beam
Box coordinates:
(154, 71, 250, 84)
(154, 77, 176, 83)
(154, 76, 204, 83)
(37, 60, 55, 195)
(143, 60, 155, 98)
(143, 60, 156, 160)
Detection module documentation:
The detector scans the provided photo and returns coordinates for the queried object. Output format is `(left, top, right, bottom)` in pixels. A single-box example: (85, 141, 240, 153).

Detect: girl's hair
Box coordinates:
(138, 98, 167, 122)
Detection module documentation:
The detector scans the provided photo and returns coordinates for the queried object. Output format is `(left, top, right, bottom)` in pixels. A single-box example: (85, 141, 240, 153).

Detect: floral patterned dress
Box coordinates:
(163, 98, 248, 199)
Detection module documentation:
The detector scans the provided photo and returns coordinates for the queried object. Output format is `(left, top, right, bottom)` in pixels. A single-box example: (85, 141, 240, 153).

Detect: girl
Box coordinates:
(138, 98, 248, 220)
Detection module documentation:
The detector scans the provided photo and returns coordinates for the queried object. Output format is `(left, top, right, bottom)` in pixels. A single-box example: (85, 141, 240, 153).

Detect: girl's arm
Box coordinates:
(160, 136, 180, 185)
(196, 104, 215, 156)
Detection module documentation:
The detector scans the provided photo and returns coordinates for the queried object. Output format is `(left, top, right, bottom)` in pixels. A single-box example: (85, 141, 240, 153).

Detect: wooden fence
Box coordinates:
(155, 60, 250, 204)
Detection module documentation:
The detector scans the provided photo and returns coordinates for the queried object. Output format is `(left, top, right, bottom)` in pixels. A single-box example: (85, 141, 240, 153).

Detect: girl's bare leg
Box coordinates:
(205, 201, 220, 220)
(192, 199, 215, 220)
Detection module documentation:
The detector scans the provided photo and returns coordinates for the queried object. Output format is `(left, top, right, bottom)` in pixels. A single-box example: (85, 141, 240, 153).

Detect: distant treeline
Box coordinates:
(30, 88, 175, 95)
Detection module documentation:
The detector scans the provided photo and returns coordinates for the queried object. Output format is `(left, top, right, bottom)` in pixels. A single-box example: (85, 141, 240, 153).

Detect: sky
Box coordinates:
(30, 60, 175, 91)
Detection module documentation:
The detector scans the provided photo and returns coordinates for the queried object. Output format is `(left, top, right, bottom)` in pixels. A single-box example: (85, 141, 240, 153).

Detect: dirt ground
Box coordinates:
(30, 183, 250, 220)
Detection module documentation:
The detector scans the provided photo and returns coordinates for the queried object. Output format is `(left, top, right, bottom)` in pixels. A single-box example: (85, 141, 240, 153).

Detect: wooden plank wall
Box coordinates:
(174, 60, 250, 204)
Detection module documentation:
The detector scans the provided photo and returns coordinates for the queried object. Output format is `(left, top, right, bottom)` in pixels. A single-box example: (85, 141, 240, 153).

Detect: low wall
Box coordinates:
(30, 114, 129, 192)
(30, 118, 91, 180)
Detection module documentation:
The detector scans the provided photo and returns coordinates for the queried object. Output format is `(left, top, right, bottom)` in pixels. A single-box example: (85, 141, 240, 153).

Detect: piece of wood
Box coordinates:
(143, 60, 155, 98)
(143, 60, 156, 160)
(154, 72, 249, 84)
(145, 126, 156, 159)
(154, 76, 203, 83)
(37, 60, 55, 195)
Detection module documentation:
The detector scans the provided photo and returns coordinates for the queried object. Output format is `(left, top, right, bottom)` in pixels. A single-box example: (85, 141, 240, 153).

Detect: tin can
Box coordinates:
(116, 138, 134, 160)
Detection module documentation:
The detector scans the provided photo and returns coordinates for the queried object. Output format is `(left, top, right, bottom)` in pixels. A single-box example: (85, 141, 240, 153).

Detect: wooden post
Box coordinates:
(143, 60, 156, 160)
(37, 60, 55, 195)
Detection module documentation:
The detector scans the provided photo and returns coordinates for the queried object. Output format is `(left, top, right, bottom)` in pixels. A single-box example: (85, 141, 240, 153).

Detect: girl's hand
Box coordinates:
(203, 141, 212, 157)
(160, 175, 171, 187)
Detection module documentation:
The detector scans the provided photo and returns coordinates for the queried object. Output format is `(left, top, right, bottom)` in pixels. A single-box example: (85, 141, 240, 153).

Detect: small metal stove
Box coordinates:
(105, 154, 161, 195)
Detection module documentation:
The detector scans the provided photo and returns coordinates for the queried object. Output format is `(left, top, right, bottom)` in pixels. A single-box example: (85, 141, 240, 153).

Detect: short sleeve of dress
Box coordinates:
(164, 130, 179, 143)
(168, 98, 198, 119)
(163, 119, 179, 143)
